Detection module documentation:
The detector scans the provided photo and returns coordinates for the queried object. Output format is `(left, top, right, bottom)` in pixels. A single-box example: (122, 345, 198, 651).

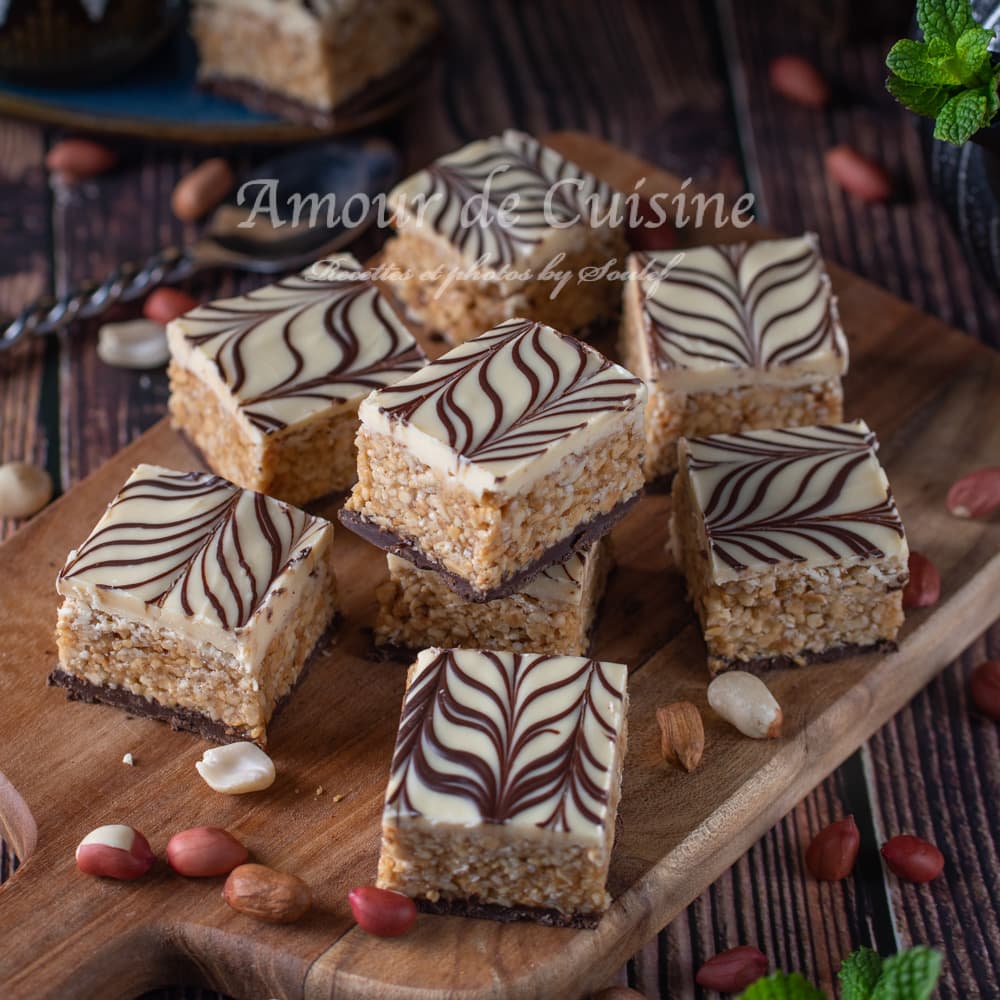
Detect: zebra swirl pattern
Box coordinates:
(682, 422, 907, 581)
(168, 254, 424, 434)
(637, 234, 847, 381)
(384, 648, 628, 840)
(359, 318, 645, 494)
(59, 464, 330, 633)
(391, 130, 620, 268)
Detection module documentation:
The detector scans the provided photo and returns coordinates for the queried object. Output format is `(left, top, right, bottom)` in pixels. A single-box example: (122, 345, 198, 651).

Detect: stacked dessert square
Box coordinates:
(339, 316, 646, 655)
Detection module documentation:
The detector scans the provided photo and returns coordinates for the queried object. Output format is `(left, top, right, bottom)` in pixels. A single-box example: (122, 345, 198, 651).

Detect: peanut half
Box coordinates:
(707, 672, 783, 740)
(223, 863, 311, 923)
(75, 824, 155, 880)
(196, 742, 275, 794)
(656, 701, 704, 772)
(97, 319, 169, 370)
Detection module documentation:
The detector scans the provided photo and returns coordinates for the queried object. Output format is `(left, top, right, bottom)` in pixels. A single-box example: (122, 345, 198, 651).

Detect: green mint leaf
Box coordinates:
(886, 39, 962, 86)
(869, 947, 943, 1000)
(987, 66, 1000, 116)
(917, 0, 976, 45)
(886, 73, 955, 118)
(934, 87, 990, 142)
(955, 26, 996, 84)
(738, 972, 827, 1000)
(839, 947, 884, 1000)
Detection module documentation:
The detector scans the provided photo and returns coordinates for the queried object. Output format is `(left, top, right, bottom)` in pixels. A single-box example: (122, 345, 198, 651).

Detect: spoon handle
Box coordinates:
(0, 245, 197, 353)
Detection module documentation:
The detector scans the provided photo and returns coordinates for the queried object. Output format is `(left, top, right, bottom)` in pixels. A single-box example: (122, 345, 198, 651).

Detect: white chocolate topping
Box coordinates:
(167, 253, 424, 438)
(57, 464, 333, 661)
(632, 234, 848, 391)
(680, 421, 908, 583)
(383, 648, 628, 844)
(358, 318, 646, 498)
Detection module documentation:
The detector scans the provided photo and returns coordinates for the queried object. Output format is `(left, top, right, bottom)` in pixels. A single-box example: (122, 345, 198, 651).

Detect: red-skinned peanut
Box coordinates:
(695, 945, 769, 992)
(902, 551, 941, 609)
(143, 287, 198, 324)
(75, 824, 155, 880)
(806, 814, 860, 881)
(881, 835, 945, 883)
(167, 827, 249, 877)
(348, 886, 418, 937)
(970, 661, 1000, 720)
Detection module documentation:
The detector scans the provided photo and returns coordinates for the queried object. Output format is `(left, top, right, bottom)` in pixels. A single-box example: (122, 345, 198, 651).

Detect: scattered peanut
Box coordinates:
(824, 144, 892, 202)
(75, 824, 155, 880)
(45, 138, 117, 183)
(881, 834, 944, 883)
(167, 826, 249, 877)
(143, 287, 198, 325)
(805, 815, 860, 881)
(626, 195, 677, 251)
(122, 753, 135, 766)
(223, 863, 311, 923)
(768, 55, 830, 108)
(947, 467, 1000, 519)
(707, 671, 783, 739)
(969, 660, 1000, 720)
(97, 319, 169, 369)
(0, 462, 53, 519)
(196, 742, 275, 794)
(348, 886, 418, 937)
(656, 701, 704, 772)
(695, 945, 769, 993)
(902, 551, 940, 609)
(171, 158, 234, 222)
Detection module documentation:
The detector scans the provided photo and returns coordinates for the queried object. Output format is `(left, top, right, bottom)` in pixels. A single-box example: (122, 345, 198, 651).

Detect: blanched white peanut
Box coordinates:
(75, 824, 155, 879)
(0, 462, 52, 519)
(196, 742, 275, 794)
(97, 319, 169, 369)
(707, 671, 783, 739)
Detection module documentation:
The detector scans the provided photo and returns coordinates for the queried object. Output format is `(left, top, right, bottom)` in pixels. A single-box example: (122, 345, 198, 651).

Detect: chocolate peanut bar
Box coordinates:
(374, 539, 611, 657)
(382, 130, 628, 343)
(670, 421, 909, 674)
(191, 0, 439, 117)
(340, 318, 646, 601)
(167, 254, 425, 505)
(377, 648, 629, 927)
(622, 235, 848, 481)
(52, 464, 339, 745)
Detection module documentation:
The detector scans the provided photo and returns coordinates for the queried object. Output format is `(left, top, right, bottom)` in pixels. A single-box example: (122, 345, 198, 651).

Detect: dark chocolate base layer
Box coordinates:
(48, 617, 339, 745)
(339, 491, 641, 603)
(47, 671, 256, 744)
(712, 639, 898, 676)
(414, 895, 600, 930)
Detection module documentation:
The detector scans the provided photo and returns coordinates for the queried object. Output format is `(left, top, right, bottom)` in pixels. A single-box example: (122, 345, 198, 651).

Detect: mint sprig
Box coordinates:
(885, 0, 1000, 144)
(840, 947, 885, 1000)
(737, 945, 942, 1000)
(740, 972, 826, 1000)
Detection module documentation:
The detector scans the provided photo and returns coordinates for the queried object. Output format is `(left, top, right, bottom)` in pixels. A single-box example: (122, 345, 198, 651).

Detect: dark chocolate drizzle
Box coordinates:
(385, 649, 625, 832)
(176, 259, 424, 433)
(637, 235, 843, 372)
(685, 424, 906, 573)
(59, 467, 329, 631)
(368, 318, 643, 475)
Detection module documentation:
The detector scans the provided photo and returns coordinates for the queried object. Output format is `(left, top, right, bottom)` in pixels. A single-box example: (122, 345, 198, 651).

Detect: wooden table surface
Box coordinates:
(0, 2, 997, 998)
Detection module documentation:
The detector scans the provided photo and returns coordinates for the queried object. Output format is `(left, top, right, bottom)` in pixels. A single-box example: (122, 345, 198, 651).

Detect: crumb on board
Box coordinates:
(122, 752, 135, 766)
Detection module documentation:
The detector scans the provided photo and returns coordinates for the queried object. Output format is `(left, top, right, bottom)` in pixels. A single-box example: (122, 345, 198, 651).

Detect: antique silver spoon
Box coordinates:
(0, 137, 400, 352)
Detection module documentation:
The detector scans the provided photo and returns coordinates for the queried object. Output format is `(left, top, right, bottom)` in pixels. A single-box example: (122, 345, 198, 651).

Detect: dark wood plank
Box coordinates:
(718, 0, 1000, 349)
(0, 120, 52, 542)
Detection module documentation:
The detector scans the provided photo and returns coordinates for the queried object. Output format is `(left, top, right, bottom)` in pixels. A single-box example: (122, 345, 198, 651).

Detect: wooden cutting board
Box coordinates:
(0, 133, 998, 1000)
